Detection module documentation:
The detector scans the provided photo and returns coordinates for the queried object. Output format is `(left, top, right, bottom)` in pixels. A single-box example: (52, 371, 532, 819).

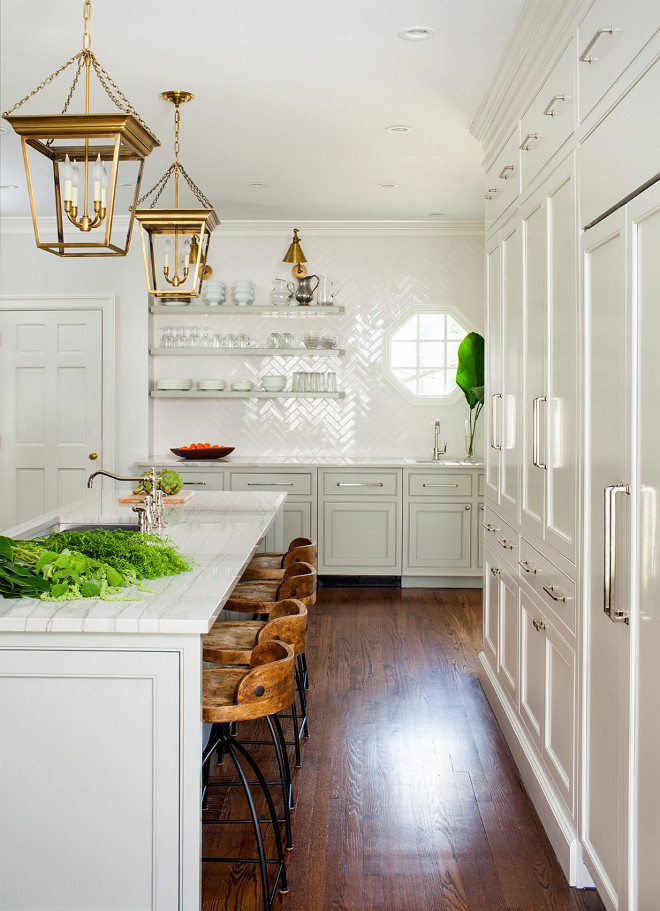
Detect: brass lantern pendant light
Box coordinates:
(135, 91, 219, 301)
(2, 0, 159, 257)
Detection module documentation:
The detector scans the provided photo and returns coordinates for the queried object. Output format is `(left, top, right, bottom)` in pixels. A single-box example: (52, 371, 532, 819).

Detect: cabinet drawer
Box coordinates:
(482, 505, 519, 559)
(321, 470, 399, 497)
(485, 126, 521, 228)
(520, 40, 575, 190)
(408, 472, 472, 497)
(176, 470, 225, 491)
(518, 538, 576, 636)
(230, 472, 312, 495)
(578, 1, 659, 124)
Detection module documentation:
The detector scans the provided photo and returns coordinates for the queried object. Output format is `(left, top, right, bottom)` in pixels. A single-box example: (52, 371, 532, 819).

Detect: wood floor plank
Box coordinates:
(202, 585, 606, 911)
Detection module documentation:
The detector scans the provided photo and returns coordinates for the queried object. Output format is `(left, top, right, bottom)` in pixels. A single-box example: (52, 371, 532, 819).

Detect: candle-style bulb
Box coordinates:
(71, 160, 80, 209)
(61, 154, 73, 203)
(163, 239, 171, 270)
(92, 154, 103, 203)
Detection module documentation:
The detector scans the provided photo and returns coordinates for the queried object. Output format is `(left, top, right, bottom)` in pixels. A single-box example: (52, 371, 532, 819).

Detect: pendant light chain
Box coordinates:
(2, 0, 156, 140)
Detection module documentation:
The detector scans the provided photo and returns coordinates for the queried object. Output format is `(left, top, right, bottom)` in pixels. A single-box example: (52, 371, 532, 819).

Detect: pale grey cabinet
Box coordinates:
(228, 470, 316, 551)
(402, 469, 483, 581)
(318, 470, 402, 574)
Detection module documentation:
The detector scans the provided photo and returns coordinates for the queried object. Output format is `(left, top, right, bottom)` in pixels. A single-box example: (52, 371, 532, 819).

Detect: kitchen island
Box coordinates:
(0, 489, 286, 911)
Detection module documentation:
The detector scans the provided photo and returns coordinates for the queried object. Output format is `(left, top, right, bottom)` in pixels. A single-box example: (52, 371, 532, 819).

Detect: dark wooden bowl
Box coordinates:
(170, 447, 235, 460)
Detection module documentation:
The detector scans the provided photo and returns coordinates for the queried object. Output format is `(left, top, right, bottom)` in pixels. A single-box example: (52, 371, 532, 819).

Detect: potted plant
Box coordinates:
(455, 331, 485, 461)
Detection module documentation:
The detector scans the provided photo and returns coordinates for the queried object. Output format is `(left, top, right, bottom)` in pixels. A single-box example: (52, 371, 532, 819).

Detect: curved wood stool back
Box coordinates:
(204, 600, 310, 768)
(242, 538, 317, 581)
(202, 640, 294, 909)
(225, 562, 317, 617)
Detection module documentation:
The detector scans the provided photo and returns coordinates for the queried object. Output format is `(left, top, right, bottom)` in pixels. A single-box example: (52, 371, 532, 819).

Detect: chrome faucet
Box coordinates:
(87, 467, 166, 534)
(432, 420, 447, 461)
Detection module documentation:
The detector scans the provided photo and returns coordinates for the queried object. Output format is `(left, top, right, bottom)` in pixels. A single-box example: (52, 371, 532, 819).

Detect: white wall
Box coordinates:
(0, 222, 484, 471)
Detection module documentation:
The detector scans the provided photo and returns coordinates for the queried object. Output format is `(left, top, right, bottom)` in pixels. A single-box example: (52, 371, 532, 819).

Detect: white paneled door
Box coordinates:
(0, 309, 103, 528)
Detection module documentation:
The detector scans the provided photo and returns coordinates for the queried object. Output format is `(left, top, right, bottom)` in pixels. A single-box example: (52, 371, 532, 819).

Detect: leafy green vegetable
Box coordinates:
(133, 469, 183, 497)
(39, 528, 192, 580)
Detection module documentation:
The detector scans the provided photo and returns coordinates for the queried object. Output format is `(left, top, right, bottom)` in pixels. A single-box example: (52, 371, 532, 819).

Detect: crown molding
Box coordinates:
(470, 0, 592, 165)
(0, 216, 484, 238)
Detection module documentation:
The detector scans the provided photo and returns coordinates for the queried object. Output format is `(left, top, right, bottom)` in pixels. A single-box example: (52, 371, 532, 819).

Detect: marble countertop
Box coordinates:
(138, 455, 484, 469)
(0, 490, 286, 635)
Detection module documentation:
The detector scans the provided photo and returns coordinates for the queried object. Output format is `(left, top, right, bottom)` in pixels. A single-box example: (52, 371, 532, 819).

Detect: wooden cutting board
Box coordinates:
(118, 490, 195, 504)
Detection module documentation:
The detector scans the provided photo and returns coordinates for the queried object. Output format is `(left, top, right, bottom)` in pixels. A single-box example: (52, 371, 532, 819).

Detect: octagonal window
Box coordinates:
(384, 308, 472, 400)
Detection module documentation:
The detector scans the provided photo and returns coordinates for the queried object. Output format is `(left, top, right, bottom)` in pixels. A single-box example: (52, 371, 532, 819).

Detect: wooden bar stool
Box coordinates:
(202, 640, 294, 911)
(224, 562, 317, 617)
(204, 599, 309, 769)
(241, 537, 317, 582)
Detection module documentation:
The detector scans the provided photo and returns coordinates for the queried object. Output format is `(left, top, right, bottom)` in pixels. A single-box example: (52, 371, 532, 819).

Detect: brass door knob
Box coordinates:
(89, 452, 99, 460)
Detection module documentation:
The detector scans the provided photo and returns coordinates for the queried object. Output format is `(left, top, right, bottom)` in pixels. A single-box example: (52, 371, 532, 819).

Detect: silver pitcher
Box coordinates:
(294, 274, 319, 306)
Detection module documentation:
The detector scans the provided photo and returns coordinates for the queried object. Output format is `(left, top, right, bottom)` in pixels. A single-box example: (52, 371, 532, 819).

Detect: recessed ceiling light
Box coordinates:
(0, 184, 18, 190)
(378, 183, 397, 189)
(399, 26, 435, 41)
(386, 125, 412, 134)
(247, 182, 268, 189)
(429, 212, 446, 218)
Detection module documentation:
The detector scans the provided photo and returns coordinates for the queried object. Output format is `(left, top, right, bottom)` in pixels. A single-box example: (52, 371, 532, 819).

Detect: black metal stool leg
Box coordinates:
(265, 714, 293, 849)
(271, 712, 296, 809)
(295, 664, 310, 739)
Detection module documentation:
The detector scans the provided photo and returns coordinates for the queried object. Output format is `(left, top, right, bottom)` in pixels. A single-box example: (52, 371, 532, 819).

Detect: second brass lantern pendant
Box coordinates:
(135, 92, 219, 301)
(1, 0, 159, 256)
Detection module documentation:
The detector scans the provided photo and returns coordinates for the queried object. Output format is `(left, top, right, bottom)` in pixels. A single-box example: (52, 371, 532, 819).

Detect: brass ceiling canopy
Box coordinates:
(1, 0, 159, 257)
(282, 227, 308, 278)
(135, 91, 219, 300)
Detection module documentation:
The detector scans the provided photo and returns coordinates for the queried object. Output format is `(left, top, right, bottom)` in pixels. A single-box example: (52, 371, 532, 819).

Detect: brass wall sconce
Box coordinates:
(282, 227, 308, 278)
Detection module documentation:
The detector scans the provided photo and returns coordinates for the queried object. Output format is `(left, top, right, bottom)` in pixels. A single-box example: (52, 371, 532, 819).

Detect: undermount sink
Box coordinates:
(53, 523, 139, 533)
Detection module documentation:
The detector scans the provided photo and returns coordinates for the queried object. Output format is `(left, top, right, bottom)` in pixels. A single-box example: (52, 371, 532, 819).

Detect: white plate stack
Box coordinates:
(155, 378, 193, 391)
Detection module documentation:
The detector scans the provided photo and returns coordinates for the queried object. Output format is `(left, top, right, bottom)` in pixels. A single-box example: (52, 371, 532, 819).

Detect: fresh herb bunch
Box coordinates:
(133, 469, 183, 496)
(0, 535, 143, 602)
(39, 528, 193, 580)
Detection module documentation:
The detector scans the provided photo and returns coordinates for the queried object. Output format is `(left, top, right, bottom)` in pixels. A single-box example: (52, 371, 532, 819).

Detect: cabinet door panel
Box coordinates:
(321, 502, 400, 572)
(521, 196, 546, 537)
(498, 569, 519, 707)
(520, 592, 544, 751)
(485, 235, 502, 501)
(544, 623, 575, 813)
(545, 165, 578, 561)
(483, 551, 500, 669)
(406, 502, 471, 570)
(583, 213, 630, 905)
(263, 501, 312, 553)
(500, 221, 520, 519)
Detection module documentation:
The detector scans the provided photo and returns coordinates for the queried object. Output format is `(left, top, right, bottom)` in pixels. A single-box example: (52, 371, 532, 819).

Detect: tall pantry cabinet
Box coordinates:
(473, 3, 660, 909)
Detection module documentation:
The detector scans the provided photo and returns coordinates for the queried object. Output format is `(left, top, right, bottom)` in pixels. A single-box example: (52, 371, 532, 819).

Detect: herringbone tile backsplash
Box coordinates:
(152, 231, 485, 460)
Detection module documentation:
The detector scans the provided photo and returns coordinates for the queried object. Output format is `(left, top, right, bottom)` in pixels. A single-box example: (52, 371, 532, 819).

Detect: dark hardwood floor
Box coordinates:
(202, 586, 606, 911)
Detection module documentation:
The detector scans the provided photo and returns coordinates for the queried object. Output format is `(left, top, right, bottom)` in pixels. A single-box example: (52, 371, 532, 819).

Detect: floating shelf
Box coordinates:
(151, 390, 345, 399)
(150, 304, 345, 315)
(150, 347, 345, 358)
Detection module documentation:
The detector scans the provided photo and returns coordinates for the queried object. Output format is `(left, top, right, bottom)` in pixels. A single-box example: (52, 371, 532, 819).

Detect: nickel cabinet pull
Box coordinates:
(604, 482, 630, 622)
(520, 132, 543, 151)
(498, 164, 516, 180)
(519, 559, 539, 574)
(532, 618, 546, 632)
(542, 94, 568, 117)
(482, 522, 500, 532)
(580, 27, 619, 64)
(337, 482, 384, 487)
(484, 188, 501, 200)
(491, 393, 503, 450)
(532, 395, 547, 469)
(498, 538, 515, 550)
(248, 481, 294, 486)
(422, 483, 459, 488)
(543, 584, 567, 603)
(490, 567, 503, 576)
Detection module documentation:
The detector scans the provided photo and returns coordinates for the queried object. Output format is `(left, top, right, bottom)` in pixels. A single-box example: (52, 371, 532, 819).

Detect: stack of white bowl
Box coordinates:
(204, 279, 226, 305)
(197, 379, 226, 391)
(261, 375, 286, 393)
(232, 281, 255, 305)
(155, 378, 192, 391)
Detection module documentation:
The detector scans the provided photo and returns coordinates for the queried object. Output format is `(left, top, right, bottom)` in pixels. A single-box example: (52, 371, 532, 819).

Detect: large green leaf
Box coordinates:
(455, 332, 485, 410)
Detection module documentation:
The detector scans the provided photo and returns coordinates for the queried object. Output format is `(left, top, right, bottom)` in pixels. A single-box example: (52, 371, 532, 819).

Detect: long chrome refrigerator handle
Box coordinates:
(532, 395, 547, 469)
(604, 482, 630, 622)
(490, 393, 502, 450)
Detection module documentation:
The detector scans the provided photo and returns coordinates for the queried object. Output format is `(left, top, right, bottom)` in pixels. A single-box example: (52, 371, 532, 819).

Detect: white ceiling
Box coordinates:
(0, 0, 524, 222)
